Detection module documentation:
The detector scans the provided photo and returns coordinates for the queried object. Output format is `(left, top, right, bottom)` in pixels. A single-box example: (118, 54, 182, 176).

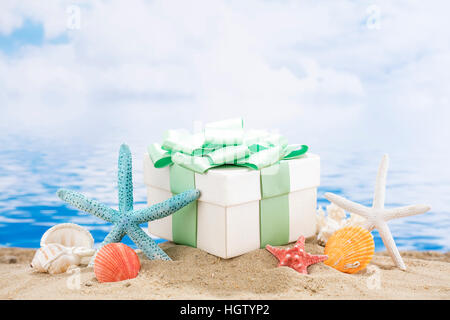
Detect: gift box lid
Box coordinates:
(144, 153, 320, 207)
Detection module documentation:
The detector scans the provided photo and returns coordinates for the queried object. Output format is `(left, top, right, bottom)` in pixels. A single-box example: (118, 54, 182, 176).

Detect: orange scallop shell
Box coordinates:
(94, 243, 141, 283)
(324, 226, 374, 274)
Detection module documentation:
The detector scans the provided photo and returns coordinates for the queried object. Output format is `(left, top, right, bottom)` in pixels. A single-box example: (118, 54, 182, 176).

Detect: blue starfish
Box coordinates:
(57, 144, 200, 261)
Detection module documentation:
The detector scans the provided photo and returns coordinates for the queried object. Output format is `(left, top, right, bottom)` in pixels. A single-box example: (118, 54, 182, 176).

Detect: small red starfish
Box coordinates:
(266, 236, 328, 274)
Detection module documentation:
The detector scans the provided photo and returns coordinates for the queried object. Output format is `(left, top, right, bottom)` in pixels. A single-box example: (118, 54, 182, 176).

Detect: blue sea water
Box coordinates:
(0, 133, 449, 252)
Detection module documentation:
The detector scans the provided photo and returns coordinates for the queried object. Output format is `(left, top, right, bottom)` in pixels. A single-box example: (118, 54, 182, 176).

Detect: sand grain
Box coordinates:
(1, 240, 449, 299)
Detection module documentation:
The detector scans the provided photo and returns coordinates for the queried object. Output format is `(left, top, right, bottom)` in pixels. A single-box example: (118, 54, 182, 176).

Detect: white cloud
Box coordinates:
(0, 1, 24, 35)
(0, 0, 69, 37)
(0, 0, 448, 148)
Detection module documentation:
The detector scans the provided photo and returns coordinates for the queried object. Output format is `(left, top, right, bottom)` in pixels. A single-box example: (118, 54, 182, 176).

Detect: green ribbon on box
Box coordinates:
(148, 118, 308, 174)
(148, 118, 308, 249)
(259, 161, 291, 247)
(169, 164, 197, 247)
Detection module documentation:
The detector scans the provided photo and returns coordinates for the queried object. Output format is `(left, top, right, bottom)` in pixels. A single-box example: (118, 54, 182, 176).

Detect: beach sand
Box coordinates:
(1, 239, 449, 300)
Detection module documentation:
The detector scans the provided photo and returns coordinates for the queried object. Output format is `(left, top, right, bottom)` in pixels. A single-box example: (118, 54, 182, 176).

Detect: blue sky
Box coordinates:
(0, 0, 449, 151)
(0, 19, 69, 55)
(0, 19, 44, 54)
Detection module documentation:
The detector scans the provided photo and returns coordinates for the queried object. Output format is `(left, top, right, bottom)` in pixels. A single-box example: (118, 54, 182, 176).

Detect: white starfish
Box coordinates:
(324, 154, 431, 270)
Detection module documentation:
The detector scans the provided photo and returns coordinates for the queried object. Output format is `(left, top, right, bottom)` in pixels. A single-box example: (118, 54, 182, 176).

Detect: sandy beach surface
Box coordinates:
(1, 239, 449, 300)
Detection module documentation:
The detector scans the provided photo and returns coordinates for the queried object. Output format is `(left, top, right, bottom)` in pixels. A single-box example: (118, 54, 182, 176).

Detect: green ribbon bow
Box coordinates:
(148, 118, 308, 173)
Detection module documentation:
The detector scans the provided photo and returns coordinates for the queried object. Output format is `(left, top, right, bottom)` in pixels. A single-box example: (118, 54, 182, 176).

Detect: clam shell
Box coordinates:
(40, 223, 94, 248)
(94, 243, 141, 283)
(324, 226, 374, 274)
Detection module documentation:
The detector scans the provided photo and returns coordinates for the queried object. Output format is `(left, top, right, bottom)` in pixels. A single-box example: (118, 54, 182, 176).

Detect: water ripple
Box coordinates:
(0, 135, 448, 252)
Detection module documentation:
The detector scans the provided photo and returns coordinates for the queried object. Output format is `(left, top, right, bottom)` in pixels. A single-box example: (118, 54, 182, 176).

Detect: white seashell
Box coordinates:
(317, 218, 341, 246)
(31, 243, 95, 274)
(40, 223, 94, 265)
(343, 212, 366, 228)
(326, 203, 346, 222)
(315, 204, 368, 246)
(40, 223, 94, 248)
(316, 206, 327, 231)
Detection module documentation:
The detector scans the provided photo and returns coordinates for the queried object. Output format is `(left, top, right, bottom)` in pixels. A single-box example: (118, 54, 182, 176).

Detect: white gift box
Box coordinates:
(144, 153, 320, 259)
